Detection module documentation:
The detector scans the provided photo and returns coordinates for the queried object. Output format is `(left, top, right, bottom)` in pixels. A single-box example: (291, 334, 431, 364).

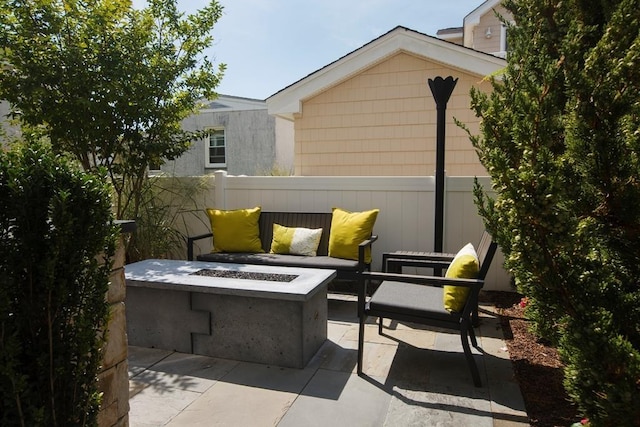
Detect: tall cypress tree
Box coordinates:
(468, 1, 640, 424)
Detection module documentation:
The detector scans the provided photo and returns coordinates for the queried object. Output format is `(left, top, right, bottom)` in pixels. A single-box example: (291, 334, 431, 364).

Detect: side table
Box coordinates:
(382, 250, 456, 273)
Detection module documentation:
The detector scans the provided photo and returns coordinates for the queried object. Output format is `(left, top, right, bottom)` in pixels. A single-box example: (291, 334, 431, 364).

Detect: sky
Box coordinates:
(135, 0, 485, 100)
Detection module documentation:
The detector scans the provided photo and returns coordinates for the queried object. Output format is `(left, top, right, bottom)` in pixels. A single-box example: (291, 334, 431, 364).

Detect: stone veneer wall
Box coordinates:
(98, 222, 134, 427)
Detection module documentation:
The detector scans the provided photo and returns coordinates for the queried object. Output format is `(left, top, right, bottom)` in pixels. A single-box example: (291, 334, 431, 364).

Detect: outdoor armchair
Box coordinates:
(357, 234, 497, 387)
(381, 230, 494, 326)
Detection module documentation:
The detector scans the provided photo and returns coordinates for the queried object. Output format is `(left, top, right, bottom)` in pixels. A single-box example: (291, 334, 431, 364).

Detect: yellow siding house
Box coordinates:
(267, 0, 510, 177)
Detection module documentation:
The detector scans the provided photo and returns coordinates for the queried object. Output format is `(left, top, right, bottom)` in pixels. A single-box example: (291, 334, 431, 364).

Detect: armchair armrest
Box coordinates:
(357, 235, 378, 272)
(361, 270, 483, 290)
(359, 270, 484, 321)
(187, 232, 213, 261)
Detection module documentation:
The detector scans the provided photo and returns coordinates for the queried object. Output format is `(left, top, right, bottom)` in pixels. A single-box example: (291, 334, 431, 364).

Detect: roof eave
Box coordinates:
(267, 26, 505, 119)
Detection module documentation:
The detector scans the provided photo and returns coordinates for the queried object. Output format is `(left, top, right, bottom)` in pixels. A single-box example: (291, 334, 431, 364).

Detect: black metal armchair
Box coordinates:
(357, 234, 497, 387)
(381, 230, 494, 326)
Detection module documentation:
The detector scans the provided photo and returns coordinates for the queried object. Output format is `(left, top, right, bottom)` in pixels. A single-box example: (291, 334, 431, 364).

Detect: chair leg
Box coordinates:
(378, 317, 384, 334)
(460, 322, 482, 387)
(468, 322, 478, 348)
(472, 302, 480, 327)
(357, 315, 366, 375)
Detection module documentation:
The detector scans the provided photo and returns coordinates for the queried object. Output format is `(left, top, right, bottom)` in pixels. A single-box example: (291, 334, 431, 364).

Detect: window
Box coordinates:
(206, 128, 226, 167)
(492, 24, 509, 58)
(149, 160, 162, 172)
(500, 24, 509, 55)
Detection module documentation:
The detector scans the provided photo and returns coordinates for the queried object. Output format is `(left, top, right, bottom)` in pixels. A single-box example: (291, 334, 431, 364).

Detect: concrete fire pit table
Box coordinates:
(125, 259, 336, 368)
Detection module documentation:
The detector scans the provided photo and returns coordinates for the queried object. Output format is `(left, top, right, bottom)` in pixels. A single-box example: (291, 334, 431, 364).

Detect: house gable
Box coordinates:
(267, 26, 505, 121)
(462, 0, 511, 55)
(464, 1, 502, 27)
(437, 27, 464, 45)
(292, 50, 497, 176)
(201, 95, 267, 112)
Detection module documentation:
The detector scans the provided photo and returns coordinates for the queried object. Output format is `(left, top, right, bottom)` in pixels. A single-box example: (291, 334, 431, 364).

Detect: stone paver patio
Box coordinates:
(128, 294, 529, 426)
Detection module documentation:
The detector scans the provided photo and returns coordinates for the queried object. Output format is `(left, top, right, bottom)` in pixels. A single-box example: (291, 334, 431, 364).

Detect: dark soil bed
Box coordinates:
(484, 291, 581, 427)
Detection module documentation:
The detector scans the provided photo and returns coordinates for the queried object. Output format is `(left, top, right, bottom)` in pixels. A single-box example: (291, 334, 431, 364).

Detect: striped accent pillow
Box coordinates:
(270, 224, 323, 256)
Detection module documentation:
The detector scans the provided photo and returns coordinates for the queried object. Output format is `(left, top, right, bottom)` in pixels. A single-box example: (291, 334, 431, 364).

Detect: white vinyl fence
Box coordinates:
(166, 170, 511, 291)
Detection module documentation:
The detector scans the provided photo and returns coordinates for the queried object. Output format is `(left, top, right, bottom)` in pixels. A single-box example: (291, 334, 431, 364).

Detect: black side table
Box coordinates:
(382, 250, 456, 274)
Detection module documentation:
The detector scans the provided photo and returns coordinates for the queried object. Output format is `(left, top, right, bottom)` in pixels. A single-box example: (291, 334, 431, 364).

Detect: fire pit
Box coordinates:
(125, 260, 336, 368)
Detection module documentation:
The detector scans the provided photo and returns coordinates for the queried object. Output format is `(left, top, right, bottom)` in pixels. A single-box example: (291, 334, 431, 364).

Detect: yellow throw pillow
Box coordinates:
(443, 243, 480, 313)
(328, 207, 379, 263)
(270, 224, 323, 256)
(205, 207, 264, 253)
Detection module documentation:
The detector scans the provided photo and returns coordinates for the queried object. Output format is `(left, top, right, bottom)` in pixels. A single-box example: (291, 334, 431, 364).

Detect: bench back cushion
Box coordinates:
(207, 207, 264, 253)
(259, 212, 333, 256)
(328, 208, 379, 263)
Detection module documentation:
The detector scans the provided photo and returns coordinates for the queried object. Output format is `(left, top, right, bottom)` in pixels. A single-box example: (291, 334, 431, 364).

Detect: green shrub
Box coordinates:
(0, 142, 117, 426)
(125, 175, 210, 262)
(468, 0, 640, 424)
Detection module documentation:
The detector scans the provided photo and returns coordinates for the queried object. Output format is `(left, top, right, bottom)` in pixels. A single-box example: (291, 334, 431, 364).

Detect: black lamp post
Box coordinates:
(428, 76, 458, 262)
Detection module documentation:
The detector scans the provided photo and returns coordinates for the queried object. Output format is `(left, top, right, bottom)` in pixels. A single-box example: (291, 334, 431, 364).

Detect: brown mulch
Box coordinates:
(484, 291, 581, 427)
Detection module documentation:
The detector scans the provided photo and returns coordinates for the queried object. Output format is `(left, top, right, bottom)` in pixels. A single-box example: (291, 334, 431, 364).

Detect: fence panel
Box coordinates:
(162, 171, 511, 291)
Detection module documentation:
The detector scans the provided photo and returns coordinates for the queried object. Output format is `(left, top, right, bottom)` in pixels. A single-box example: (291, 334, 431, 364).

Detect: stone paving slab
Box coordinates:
(135, 353, 239, 393)
(278, 370, 392, 427)
(385, 384, 494, 427)
(166, 361, 316, 426)
(128, 347, 173, 379)
(478, 316, 530, 426)
(128, 296, 530, 427)
(129, 383, 201, 427)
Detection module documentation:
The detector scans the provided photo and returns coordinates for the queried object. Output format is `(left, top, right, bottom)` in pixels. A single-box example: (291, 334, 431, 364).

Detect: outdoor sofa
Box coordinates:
(187, 208, 379, 281)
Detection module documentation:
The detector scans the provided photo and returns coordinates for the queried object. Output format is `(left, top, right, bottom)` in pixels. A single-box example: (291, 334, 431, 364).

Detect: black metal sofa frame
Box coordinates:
(187, 211, 378, 281)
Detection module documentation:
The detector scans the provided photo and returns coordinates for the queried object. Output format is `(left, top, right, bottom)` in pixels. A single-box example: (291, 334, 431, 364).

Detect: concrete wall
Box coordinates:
(275, 117, 295, 174)
(293, 52, 494, 177)
(0, 96, 284, 177)
(163, 103, 280, 176)
(165, 172, 512, 292)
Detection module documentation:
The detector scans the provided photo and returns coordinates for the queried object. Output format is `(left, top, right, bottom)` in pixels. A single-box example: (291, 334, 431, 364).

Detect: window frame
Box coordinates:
(205, 127, 227, 168)
(500, 24, 508, 53)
